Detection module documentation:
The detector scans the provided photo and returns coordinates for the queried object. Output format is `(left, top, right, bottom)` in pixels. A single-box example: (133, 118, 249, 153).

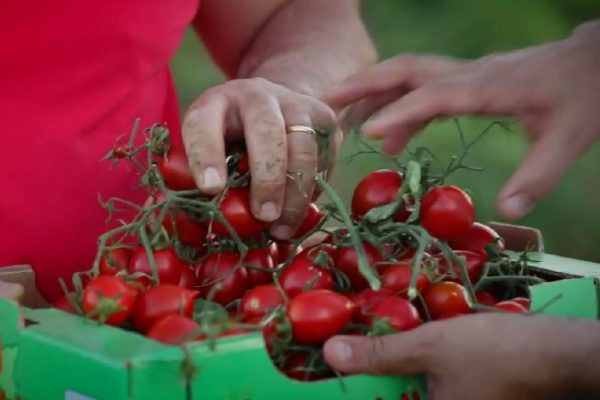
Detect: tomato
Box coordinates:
(244, 247, 276, 287)
(351, 288, 396, 324)
(475, 291, 498, 307)
(280, 254, 334, 298)
(495, 300, 528, 314)
(178, 265, 197, 289)
(133, 284, 198, 333)
(236, 152, 250, 175)
(99, 247, 132, 276)
(368, 297, 421, 332)
(512, 297, 531, 310)
(81, 276, 136, 326)
(196, 252, 248, 306)
(287, 289, 354, 344)
(449, 222, 505, 257)
(240, 285, 284, 321)
(291, 203, 325, 239)
(424, 282, 472, 320)
(401, 392, 421, 400)
(322, 228, 350, 245)
(53, 295, 79, 315)
(128, 246, 186, 287)
(436, 250, 485, 284)
(272, 242, 301, 265)
(296, 243, 336, 264)
(381, 264, 429, 298)
(212, 187, 266, 239)
(158, 146, 196, 191)
(351, 170, 409, 221)
(146, 314, 200, 345)
(335, 242, 383, 290)
(154, 192, 207, 248)
(113, 146, 132, 159)
(420, 185, 475, 240)
(282, 352, 332, 381)
(436, 312, 465, 320)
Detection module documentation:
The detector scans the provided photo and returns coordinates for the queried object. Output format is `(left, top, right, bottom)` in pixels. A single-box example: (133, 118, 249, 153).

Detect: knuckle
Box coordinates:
(366, 337, 389, 373)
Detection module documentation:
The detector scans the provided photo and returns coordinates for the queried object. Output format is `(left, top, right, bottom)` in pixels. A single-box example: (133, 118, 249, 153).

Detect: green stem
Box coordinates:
(139, 226, 159, 284)
(407, 229, 429, 300)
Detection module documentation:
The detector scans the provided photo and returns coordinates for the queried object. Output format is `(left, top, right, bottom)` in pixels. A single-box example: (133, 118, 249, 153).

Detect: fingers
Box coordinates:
(239, 91, 288, 222)
(323, 328, 435, 375)
(338, 87, 407, 132)
(182, 95, 228, 194)
(0, 280, 24, 302)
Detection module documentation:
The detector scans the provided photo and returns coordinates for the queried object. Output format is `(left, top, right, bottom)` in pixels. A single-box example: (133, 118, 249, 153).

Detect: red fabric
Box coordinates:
(0, 0, 200, 301)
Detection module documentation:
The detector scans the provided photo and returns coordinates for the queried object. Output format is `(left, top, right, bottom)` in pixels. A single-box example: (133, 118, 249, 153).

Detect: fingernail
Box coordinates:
(329, 340, 353, 364)
(362, 120, 386, 138)
(270, 225, 291, 240)
(259, 202, 280, 221)
(501, 193, 531, 219)
(202, 167, 222, 191)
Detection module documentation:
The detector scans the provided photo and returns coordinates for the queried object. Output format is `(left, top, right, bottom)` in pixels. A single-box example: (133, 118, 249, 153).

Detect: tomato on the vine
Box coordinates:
(212, 187, 266, 239)
(291, 203, 325, 239)
(146, 314, 200, 345)
(351, 288, 396, 324)
(436, 250, 485, 284)
(287, 289, 354, 344)
(367, 297, 421, 332)
(449, 222, 505, 257)
(178, 265, 197, 289)
(420, 185, 475, 240)
(271, 242, 300, 265)
(133, 284, 198, 333)
(424, 281, 472, 320)
(351, 170, 409, 221)
(128, 246, 186, 287)
(244, 247, 275, 287)
(512, 297, 531, 310)
(154, 192, 206, 248)
(236, 152, 250, 175)
(335, 242, 383, 290)
(158, 146, 196, 191)
(82, 276, 136, 326)
(475, 291, 498, 306)
(99, 247, 132, 276)
(495, 300, 528, 314)
(53, 295, 79, 315)
(196, 252, 248, 306)
(381, 264, 429, 298)
(240, 285, 284, 321)
(280, 253, 334, 298)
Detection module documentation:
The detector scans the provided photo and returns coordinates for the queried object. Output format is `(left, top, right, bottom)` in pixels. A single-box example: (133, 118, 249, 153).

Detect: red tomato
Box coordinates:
(424, 282, 472, 320)
(282, 352, 332, 381)
(236, 152, 250, 175)
(436, 250, 485, 284)
(475, 291, 498, 307)
(279, 255, 334, 298)
(240, 285, 284, 321)
(322, 228, 350, 245)
(158, 146, 196, 191)
(436, 312, 465, 320)
(401, 392, 421, 400)
(512, 297, 531, 310)
(272, 242, 301, 265)
(128, 246, 186, 287)
(368, 297, 421, 332)
(155, 192, 206, 248)
(351, 170, 409, 221)
(495, 300, 528, 313)
(420, 185, 475, 240)
(146, 314, 200, 345)
(287, 289, 354, 344)
(53, 295, 79, 315)
(449, 222, 506, 257)
(133, 284, 198, 333)
(244, 248, 276, 287)
(351, 288, 396, 324)
(196, 252, 248, 306)
(212, 187, 266, 239)
(335, 242, 383, 290)
(381, 264, 429, 298)
(291, 203, 325, 239)
(99, 247, 132, 276)
(113, 146, 132, 159)
(82, 276, 136, 326)
(178, 265, 197, 289)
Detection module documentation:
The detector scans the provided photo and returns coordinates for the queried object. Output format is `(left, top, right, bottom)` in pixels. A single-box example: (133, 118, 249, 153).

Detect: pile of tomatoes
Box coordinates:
(54, 123, 536, 381)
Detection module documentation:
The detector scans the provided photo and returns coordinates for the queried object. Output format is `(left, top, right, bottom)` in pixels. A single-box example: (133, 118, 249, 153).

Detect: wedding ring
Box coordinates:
(287, 125, 317, 137)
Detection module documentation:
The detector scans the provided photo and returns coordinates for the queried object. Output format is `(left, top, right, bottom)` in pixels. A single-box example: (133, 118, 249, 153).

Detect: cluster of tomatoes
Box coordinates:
(53, 124, 534, 382)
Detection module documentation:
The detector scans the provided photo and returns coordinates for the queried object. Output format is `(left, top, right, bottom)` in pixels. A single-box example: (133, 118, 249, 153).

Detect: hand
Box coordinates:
(0, 280, 24, 302)
(325, 21, 600, 221)
(323, 314, 600, 400)
(182, 78, 341, 239)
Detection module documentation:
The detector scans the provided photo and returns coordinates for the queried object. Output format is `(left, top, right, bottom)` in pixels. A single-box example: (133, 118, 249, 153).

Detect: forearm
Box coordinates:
(561, 318, 600, 396)
(237, 0, 376, 97)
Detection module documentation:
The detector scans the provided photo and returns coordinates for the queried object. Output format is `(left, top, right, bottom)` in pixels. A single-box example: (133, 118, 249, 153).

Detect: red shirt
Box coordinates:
(0, 0, 200, 301)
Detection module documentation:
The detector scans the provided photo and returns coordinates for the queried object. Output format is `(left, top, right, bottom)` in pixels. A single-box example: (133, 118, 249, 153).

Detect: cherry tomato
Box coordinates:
(351, 170, 409, 221)
(154, 192, 206, 248)
(133, 284, 198, 333)
(178, 265, 197, 289)
(420, 185, 475, 240)
(291, 203, 325, 239)
(146, 314, 200, 345)
(512, 297, 531, 310)
(99, 247, 132, 276)
(280, 254, 334, 298)
(401, 392, 422, 400)
(272, 242, 301, 265)
(424, 282, 472, 320)
(296, 243, 336, 264)
(236, 152, 250, 175)
(381, 264, 429, 298)
(436, 250, 485, 284)
(436, 312, 465, 320)
(449, 222, 505, 257)
(495, 300, 528, 314)
(158, 146, 196, 191)
(322, 228, 350, 245)
(367, 297, 421, 332)
(244, 247, 276, 287)
(196, 252, 248, 306)
(212, 187, 266, 239)
(351, 288, 396, 324)
(240, 285, 284, 321)
(335, 242, 383, 290)
(287, 289, 354, 344)
(475, 291, 498, 307)
(128, 246, 186, 287)
(282, 352, 332, 381)
(53, 295, 79, 315)
(82, 276, 136, 326)
(113, 146, 132, 159)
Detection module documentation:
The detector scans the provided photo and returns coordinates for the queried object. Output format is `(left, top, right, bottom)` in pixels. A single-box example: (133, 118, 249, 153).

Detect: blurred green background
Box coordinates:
(171, 0, 600, 262)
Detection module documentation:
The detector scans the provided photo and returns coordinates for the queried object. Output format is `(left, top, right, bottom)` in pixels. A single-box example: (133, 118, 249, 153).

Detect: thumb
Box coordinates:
(323, 331, 433, 376)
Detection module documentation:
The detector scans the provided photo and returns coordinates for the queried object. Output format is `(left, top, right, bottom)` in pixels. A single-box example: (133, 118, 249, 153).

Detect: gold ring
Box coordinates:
(287, 125, 317, 137)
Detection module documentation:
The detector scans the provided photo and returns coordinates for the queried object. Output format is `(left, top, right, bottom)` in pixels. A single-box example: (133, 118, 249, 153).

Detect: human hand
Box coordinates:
(325, 21, 600, 221)
(0, 280, 24, 302)
(183, 78, 340, 239)
(324, 313, 600, 400)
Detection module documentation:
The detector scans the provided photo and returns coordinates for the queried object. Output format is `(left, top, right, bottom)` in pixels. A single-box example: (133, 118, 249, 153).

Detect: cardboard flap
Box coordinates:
(488, 222, 544, 252)
(0, 265, 49, 308)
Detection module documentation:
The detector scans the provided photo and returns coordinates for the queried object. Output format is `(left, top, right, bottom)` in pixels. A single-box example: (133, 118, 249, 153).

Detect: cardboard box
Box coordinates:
(1, 224, 599, 400)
